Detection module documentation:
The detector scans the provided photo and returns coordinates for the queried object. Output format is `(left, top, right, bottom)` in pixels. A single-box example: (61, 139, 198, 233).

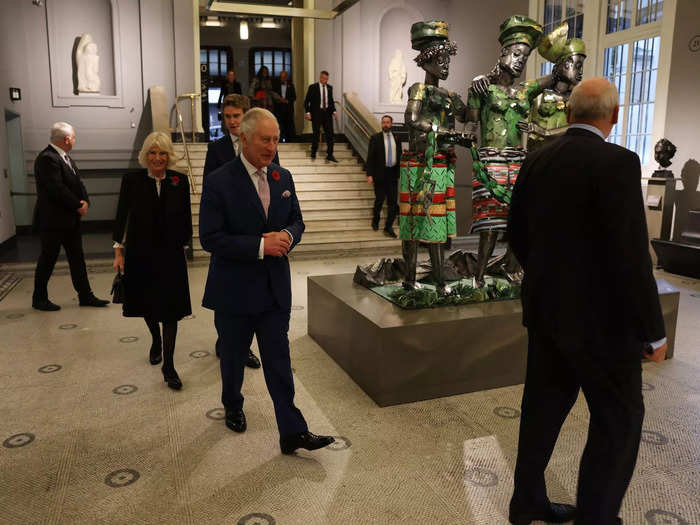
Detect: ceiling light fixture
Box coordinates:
(201, 16, 223, 27)
(240, 20, 249, 40)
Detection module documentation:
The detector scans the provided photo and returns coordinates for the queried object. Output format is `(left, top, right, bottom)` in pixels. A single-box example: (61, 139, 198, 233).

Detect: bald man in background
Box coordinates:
(506, 78, 667, 525)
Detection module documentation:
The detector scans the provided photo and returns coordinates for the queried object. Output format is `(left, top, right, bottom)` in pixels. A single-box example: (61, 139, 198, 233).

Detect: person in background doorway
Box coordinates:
(273, 70, 296, 142)
(249, 66, 279, 112)
(217, 70, 242, 108)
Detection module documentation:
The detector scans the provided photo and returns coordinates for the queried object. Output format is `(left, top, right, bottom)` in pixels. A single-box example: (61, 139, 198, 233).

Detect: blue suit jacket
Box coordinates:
(204, 135, 280, 176)
(199, 157, 304, 314)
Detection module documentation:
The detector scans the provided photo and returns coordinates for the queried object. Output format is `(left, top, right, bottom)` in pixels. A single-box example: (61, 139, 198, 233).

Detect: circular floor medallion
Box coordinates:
(237, 513, 276, 525)
(326, 436, 351, 451)
(59, 323, 77, 330)
(645, 509, 689, 524)
(112, 385, 138, 395)
(189, 350, 210, 359)
(6, 313, 24, 319)
(493, 406, 520, 419)
(464, 466, 499, 487)
(38, 364, 62, 374)
(206, 408, 225, 420)
(119, 336, 138, 343)
(641, 430, 669, 446)
(105, 468, 140, 488)
(3, 433, 35, 449)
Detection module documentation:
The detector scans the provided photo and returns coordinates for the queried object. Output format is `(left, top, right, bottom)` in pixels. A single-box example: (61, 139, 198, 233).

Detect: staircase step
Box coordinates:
(292, 173, 367, 182)
(191, 234, 400, 253)
(295, 181, 370, 191)
(292, 238, 400, 252)
(304, 218, 374, 232)
(192, 207, 389, 226)
(297, 189, 375, 201)
(297, 198, 375, 210)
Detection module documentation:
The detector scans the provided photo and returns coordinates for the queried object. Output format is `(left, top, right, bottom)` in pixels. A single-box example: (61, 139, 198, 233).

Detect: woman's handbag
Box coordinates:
(111, 272, 125, 304)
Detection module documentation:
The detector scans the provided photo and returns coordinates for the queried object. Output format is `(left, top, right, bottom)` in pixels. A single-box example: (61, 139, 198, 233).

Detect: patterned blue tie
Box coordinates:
(386, 134, 393, 167)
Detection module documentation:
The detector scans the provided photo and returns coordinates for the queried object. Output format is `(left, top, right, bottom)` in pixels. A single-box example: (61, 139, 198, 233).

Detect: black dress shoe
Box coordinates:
(326, 155, 339, 163)
(371, 221, 379, 231)
(32, 299, 61, 311)
(79, 294, 109, 307)
(149, 343, 162, 365)
(280, 431, 334, 455)
(310, 152, 316, 159)
(383, 228, 397, 238)
(509, 502, 576, 525)
(246, 350, 261, 369)
(225, 408, 246, 433)
(162, 369, 182, 390)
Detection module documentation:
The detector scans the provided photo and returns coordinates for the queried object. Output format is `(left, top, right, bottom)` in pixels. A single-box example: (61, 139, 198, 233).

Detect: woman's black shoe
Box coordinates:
(162, 369, 182, 390)
(149, 343, 163, 365)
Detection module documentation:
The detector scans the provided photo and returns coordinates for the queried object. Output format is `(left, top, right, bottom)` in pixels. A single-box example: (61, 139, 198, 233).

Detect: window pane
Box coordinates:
(220, 51, 228, 71)
(209, 49, 219, 64)
(200, 50, 207, 64)
(607, 0, 632, 33)
(637, 0, 663, 24)
(210, 60, 219, 76)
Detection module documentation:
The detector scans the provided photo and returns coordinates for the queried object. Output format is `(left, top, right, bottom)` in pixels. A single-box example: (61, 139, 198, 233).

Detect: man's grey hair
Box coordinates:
(568, 82, 619, 121)
(240, 108, 279, 139)
(50, 122, 75, 143)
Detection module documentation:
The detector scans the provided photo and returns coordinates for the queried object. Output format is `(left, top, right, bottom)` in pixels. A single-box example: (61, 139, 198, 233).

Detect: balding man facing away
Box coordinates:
(32, 122, 108, 311)
(506, 78, 667, 525)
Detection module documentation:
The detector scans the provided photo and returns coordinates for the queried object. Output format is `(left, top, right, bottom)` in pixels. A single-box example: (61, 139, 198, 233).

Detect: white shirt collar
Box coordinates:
(568, 123, 605, 140)
(240, 152, 266, 176)
(49, 143, 70, 159)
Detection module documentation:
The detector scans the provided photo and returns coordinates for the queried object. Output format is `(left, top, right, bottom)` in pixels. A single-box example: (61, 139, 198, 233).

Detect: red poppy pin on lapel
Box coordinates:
(271, 170, 280, 181)
(171, 175, 180, 186)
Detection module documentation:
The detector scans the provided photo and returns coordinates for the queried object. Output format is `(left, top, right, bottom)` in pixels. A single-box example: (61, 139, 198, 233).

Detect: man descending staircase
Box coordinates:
(173, 142, 401, 258)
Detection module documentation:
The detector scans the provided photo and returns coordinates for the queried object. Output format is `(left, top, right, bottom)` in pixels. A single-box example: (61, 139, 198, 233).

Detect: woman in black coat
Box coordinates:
(112, 131, 192, 390)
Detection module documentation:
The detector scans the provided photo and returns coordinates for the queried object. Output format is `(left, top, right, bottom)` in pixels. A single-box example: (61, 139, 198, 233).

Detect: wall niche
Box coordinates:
(46, 0, 124, 107)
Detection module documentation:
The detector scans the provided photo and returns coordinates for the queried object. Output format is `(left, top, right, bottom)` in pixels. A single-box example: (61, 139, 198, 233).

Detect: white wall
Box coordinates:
(663, 0, 700, 240)
(0, 0, 198, 232)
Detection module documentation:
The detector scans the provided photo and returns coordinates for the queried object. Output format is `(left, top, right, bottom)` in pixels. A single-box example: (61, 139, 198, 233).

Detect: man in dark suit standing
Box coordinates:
(199, 108, 334, 454)
(273, 70, 296, 142)
(204, 93, 265, 369)
(366, 115, 400, 237)
(304, 70, 338, 162)
(506, 78, 667, 525)
(216, 70, 242, 108)
(32, 122, 108, 311)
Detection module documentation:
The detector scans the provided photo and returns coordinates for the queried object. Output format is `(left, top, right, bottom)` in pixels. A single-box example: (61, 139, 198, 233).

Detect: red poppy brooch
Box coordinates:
(170, 175, 180, 186)
(271, 170, 280, 181)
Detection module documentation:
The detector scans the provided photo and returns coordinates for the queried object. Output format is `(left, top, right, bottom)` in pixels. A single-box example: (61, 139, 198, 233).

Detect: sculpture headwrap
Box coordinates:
(411, 20, 457, 67)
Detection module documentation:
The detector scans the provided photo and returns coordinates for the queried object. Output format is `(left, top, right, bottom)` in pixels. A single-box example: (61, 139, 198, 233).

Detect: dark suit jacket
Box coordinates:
(304, 82, 336, 116)
(272, 81, 296, 107)
(199, 157, 304, 314)
(33, 145, 89, 231)
(217, 80, 242, 105)
(507, 127, 665, 346)
(203, 135, 279, 177)
(367, 132, 401, 183)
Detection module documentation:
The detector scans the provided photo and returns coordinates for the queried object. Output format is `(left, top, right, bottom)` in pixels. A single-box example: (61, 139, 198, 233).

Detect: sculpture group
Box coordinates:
(357, 15, 588, 306)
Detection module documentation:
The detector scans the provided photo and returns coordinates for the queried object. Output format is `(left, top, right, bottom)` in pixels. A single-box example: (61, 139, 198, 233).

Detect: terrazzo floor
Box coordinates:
(0, 254, 698, 525)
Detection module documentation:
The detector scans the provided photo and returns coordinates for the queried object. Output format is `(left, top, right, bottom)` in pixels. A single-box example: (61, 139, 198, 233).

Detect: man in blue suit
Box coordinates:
(204, 94, 279, 369)
(199, 108, 334, 454)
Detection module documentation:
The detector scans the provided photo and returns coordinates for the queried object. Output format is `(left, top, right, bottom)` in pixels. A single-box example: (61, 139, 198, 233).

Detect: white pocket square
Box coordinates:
(281, 190, 291, 198)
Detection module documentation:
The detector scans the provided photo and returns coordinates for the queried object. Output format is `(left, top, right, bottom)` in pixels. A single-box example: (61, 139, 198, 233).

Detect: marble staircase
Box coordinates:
(173, 142, 401, 258)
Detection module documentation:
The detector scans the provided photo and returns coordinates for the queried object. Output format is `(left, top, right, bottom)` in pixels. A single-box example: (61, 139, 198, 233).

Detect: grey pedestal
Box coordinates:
(308, 274, 680, 407)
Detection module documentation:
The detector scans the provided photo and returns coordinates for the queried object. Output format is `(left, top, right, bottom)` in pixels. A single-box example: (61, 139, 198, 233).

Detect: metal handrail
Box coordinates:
(340, 101, 372, 140)
(340, 93, 381, 162)
(174, 93, 201, 194)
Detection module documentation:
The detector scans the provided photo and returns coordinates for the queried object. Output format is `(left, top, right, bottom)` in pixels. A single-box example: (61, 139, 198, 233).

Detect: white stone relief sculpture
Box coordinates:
(76, 34, 101, 93)
(388, 49, 407, 104)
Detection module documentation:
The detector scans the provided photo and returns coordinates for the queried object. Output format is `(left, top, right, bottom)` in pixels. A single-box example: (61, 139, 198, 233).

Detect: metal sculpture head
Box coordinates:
(411, 20, 457, 80)
(496, 15, 543, 78)
(540, 23, 586, 88)
(654, 138, 677, 168)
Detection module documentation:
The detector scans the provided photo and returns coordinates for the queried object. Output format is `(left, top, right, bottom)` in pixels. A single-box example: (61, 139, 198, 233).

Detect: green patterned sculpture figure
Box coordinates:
(400, 20, 474, 294)
(523, 23, 587, 151)
(466, 15, 548, 287)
